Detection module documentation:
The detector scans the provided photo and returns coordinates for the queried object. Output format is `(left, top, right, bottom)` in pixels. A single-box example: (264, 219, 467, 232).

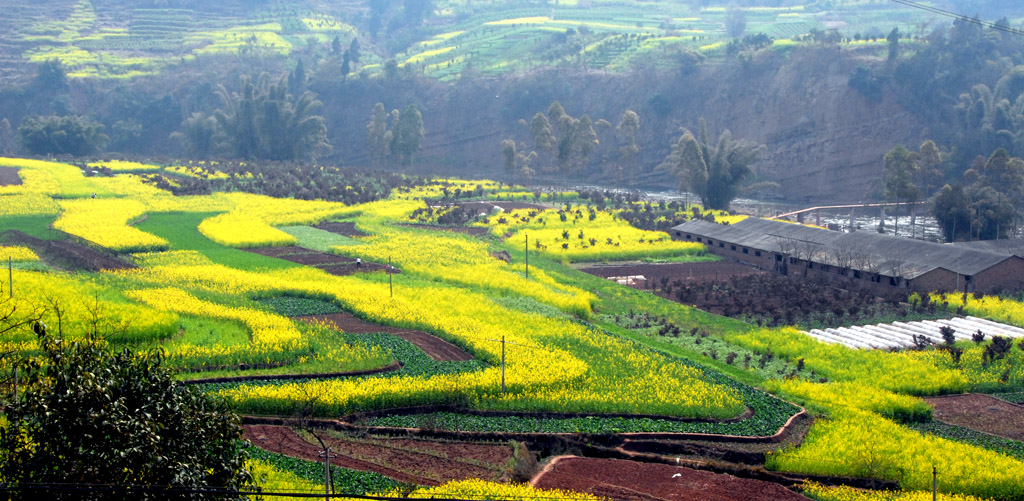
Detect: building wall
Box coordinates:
(973, 257, 1024, 294)
(909, 268, 959, 294)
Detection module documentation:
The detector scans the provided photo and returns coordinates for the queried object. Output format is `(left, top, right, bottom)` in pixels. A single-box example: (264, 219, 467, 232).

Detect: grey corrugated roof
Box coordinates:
(673, 217, 1017, 279)
(674, 218, 840, 254)
(952, 239, 1024, 259)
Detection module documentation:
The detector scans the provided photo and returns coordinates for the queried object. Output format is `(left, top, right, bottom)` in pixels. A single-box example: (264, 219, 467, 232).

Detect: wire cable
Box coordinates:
(888, 0, 1024, 38)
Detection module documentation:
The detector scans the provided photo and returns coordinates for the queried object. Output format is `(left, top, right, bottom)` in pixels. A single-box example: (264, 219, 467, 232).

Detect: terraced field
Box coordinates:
(0, 0, 938, 81)
(3, 157, 1024, 500)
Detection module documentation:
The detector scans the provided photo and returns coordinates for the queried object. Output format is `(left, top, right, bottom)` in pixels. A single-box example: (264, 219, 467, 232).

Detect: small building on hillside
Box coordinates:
(671, 217, 1024, 294)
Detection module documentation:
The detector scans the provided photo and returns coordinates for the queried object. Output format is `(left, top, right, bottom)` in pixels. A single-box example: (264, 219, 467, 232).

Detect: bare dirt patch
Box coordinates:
(0, 166, 21, 186)
(531, 456, 809, 501)
(314, 221, 367, 237)
(244, 425, 513, 486)
(924, 393, 1024, 441)
(579, 261, 764, 288)
(299, 312, 474, 361)
(1, 230, 135, 272)
(243, 246, 391, 276)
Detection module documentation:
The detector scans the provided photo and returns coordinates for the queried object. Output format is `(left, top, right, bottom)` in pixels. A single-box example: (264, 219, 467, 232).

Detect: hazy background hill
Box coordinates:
(1, 0, 1022, 203)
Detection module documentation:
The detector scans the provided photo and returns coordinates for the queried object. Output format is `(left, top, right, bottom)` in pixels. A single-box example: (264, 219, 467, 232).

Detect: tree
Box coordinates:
(0, 330, 255, 499)
(529, 112, 556, 169)
(568, 114, 598, 174)
(33, 59, 67, 93)
(367, 102, 393, 166)
(915, 140, 944, 195)
(882, 144, 920, 235)
(0, 118, 13, 155)
(933, 183, 972, 242)
(659, 118, 763, 210)
(392, 104, 424, 166)
(171, 113, 220, 158)
(341, 53, 351, 78)
(500, 139, 517, 173)
(886, 27, 900, 62)
(725, 9, 746, 39)
(348, 38, 361, 64)
(204, 75, 329, 161)
(18, 115, 109, 156)
(616, 110, 640, 167)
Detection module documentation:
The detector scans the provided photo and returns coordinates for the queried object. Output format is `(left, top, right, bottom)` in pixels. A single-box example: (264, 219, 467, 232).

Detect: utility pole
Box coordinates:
(525, 234, 529, 279)
(932, 466, 937, 501)
(319, 446, 336, 500)
(501, 335, 506, 395)
(388, 255, 393, 298)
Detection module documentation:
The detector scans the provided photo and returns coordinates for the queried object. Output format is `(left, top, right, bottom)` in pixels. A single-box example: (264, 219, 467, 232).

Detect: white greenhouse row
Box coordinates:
(802, 316, 1024, 350)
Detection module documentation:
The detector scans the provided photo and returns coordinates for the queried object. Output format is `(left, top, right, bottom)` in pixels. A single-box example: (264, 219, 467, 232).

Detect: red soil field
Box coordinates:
(0, 166, 21, 186)
(244, 425, 513, 486)
(1, 230, 135, 272)
(314, 221, 367, 237)
(300, 311, 474, 361)
(925, 393, 1024, 441)
(531, 456, 809, 501)
(244, 246, 391, 275)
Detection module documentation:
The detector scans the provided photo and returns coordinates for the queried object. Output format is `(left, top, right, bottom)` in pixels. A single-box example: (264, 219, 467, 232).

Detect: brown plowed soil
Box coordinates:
(0, 166, 21, 186)
(243, 246, 392, 275)
(314, 221, 367, 237)
(579, 261, 764, 287)
(243, 425, 513, 486)
(531, 457, 809, 501)
(299, 311, 474, 361)
(924, 393, 1024, 441)
(0, 230, 135, 272)
(244, 246, 317, 258)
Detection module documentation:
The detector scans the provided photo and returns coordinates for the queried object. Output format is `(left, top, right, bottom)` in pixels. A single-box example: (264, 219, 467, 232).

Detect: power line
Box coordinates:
(888, 0, 1024, 38)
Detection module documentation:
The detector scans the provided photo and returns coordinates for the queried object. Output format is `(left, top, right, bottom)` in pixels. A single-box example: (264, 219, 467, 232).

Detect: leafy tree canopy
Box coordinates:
(0, 327, 255, 500)
(17, 115, 109, 156)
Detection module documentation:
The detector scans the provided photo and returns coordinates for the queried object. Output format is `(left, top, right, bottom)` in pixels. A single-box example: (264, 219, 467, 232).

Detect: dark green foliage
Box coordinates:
(848, 65, 886, 103)
(659, 117, 764, 210)
(33, 59, 67, 93)
(932, 183, 973, 242)
(257, 296, 344, 316)
(173, 75, 329, 161)
(0, 331, 255, 499)
(392, 104, 424, 166)
(17, 115, 109, 156)
(983, 335, 1013, 366)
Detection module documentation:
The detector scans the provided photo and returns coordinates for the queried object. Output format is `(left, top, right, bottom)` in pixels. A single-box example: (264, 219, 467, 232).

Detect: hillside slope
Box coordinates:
(320, 46, 924, 203)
